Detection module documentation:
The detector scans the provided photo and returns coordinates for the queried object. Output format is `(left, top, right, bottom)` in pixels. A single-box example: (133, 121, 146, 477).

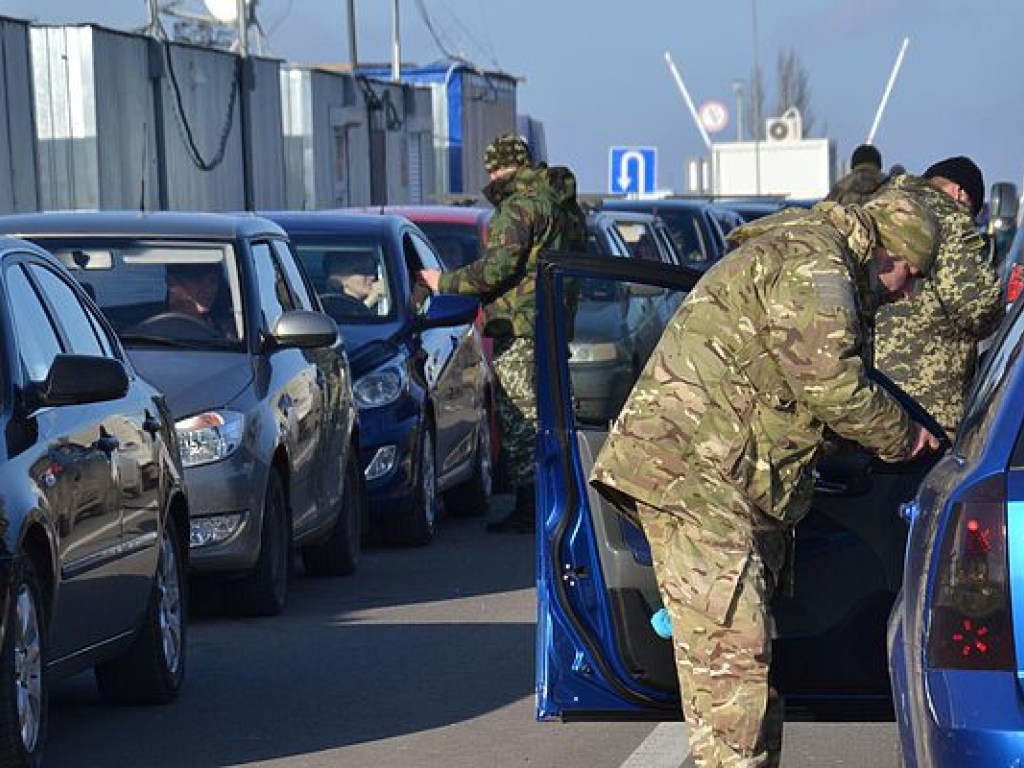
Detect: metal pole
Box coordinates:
(732, 79, 744, 142)
(663, 52, 712, 151)
(391, 0, 400, 83)
(236, 0, 247, 57)
(751, 0, 761, 194)
(866, 37, 910, 145)
(236, 0, 254, 210)
(346, 0, 359, 68)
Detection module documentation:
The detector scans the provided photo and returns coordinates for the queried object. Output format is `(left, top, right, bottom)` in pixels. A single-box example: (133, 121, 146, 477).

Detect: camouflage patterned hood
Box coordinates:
(483, 164, 580, 209)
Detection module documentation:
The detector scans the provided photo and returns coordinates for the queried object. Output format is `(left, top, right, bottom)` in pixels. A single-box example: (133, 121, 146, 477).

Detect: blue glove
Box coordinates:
(651, 607, 673, 640)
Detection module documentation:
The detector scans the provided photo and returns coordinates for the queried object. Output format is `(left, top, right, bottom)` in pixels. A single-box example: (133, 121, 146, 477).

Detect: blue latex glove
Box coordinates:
(651, 607, 673, 640)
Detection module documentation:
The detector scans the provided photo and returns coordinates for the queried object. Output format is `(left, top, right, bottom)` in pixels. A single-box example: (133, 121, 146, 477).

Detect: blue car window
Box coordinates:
(27, 263, 107, 357)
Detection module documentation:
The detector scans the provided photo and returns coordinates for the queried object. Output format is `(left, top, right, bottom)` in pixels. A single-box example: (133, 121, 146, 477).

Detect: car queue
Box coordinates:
(0, 183, 1018, 765)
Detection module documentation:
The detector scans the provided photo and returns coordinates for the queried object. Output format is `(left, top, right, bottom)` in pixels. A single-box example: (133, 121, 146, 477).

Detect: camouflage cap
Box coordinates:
(483, 134, 532, 172)
(861, 190, 940, 275)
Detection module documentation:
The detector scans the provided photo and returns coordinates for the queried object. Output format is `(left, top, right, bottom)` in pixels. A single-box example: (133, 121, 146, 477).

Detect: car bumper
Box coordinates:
(184, 455, 266, 574)
(359, 406, 420, 520)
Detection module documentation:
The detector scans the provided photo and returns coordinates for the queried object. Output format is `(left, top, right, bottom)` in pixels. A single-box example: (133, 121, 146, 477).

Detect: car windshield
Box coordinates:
(414, 221, 484, 271)
(293, 238, 395, 323)
(654, 210, 709, 266)
(44, 240, 245, 349)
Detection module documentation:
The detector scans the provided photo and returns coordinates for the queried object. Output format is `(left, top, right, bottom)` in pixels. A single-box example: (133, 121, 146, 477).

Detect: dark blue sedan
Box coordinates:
(888, 296, 1024, 766)
(265, 212, 493, 545)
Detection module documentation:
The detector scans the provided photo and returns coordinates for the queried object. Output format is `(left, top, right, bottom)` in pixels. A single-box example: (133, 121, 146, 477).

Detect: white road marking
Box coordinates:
(619, 722, 692, 768)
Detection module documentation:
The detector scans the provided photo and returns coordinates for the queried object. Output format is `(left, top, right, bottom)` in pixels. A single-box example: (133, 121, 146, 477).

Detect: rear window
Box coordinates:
(959, 302, 1024, 464)
(414, 221, 484, 271)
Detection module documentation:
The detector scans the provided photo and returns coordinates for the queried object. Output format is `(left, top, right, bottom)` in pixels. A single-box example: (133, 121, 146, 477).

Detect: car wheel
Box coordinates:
(302, 446, 364, 577)
(386, 425, 437, 546)
(95, 514, 186, 704)
(0, 557, 46, 767)
(446, 407, 493, 518)
(229, 469, 291, 616)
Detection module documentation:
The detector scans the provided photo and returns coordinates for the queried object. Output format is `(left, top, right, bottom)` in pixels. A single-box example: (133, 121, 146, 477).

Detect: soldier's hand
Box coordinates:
(906, 422, 942, 460)
(419, 269, 441, 293)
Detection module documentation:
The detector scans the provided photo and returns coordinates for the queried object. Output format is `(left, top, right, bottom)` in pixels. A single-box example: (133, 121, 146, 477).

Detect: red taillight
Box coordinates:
(926, 475, 1014, 670)
(1007, 265, 1024, 304)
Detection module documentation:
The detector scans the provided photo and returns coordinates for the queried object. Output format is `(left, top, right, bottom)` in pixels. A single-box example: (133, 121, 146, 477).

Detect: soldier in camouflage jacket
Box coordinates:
(825, 144, 887, 205)
(874, 158, 1003, 435)
(590, 190, 941, 767)
(420, 134, 586, 532)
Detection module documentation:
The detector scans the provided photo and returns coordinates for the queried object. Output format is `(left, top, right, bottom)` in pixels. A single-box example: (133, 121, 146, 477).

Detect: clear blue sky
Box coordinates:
(9, 1, 1024, 196)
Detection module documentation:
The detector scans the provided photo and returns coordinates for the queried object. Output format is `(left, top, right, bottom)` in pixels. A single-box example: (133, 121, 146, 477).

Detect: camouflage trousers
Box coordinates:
(637, 498, 784, 768)
(492, 336, 538, 488)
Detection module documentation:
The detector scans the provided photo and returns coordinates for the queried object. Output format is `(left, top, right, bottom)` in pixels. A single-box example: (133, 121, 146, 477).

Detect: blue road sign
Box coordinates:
(609, 146, 657, 195)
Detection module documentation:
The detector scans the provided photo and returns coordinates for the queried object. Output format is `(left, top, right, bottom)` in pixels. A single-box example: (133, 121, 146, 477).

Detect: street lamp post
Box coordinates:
(732, 79, 744, 142)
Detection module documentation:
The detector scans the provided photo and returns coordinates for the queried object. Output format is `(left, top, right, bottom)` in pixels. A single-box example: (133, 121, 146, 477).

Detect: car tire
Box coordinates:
(229, 469, 292, 617)
(302, 446, 364, 577)
(95, 514, 187, 705)
(385, 425, 437, 546)
(0, 556, 46, 767)
(445, 407, 493, 518)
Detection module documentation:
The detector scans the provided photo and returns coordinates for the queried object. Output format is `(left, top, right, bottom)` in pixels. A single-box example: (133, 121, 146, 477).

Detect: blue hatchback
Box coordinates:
(533, 250, 944, 727)
(265, 212, 493, 545)
(888, 296, 1024, 766)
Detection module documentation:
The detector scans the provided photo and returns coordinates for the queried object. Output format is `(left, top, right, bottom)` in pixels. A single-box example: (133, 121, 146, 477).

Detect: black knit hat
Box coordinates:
(851, 144, 882, 169)
(924, 156, 985, 218)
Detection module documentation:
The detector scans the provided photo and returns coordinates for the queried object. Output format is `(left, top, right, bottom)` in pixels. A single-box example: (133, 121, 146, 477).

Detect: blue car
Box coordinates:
(533, 250, 943, 725)
(888, 296, 1024, 766)
(265, 212, 493, 545)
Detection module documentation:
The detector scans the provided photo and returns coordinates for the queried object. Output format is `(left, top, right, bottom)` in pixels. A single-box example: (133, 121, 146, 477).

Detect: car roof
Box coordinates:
(343, 205, 491, 225)
(260, 210, 406, 237)
(603, 198, 714, 212)
(589, 210, 658, 224)
(0, 210, 287, 240)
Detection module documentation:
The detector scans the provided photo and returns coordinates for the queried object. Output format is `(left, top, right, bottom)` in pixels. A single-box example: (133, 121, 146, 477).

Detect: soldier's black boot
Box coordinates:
(486, 484, 535, 534)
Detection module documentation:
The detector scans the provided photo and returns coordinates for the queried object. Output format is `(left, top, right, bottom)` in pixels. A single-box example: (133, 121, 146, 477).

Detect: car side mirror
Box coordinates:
(270, 310, 339, 349)
(416, 294, 479, 330)
(35, 354, 129, 407)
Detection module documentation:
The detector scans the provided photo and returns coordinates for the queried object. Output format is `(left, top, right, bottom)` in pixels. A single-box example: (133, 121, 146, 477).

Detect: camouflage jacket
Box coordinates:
(874, 175, 1003, 433)
(591, 203, 914, 528)
(438, 165, 586, 338)
(825, 163, 886, 205)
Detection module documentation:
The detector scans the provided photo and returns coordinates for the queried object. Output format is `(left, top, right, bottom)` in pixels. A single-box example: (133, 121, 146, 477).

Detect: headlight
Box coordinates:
(569, 341, 626, 364)
(176, 410, 245, 468)
(354, 366, 406, 409)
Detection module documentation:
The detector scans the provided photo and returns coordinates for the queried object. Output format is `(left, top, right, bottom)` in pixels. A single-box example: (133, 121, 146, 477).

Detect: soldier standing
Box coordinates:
(826, 144, 886, 205)
(590, 190, 942, 767)
(419, 134, 586, 533)
(875, 156, 1003, 436)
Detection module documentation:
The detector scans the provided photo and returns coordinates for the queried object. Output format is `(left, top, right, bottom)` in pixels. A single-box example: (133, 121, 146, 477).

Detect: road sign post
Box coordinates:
(609, 146, 657, 196)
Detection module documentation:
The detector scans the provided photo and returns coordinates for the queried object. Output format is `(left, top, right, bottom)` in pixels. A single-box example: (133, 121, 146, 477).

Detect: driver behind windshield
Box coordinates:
(165, 262, 237, 339)
(323, 252, 386, 317)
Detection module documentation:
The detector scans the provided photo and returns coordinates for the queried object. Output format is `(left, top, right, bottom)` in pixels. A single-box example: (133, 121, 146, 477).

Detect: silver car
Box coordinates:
(0, 212, 364, 617)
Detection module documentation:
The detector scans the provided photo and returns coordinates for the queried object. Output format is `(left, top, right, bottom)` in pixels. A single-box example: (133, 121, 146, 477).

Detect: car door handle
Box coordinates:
(143, 414, 162, 436)
(95, 435, 120, 454)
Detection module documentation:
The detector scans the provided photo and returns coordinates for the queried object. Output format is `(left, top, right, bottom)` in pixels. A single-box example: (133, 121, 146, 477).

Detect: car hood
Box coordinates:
(338, 321, 404, 377)
(128, 349, 254, 418)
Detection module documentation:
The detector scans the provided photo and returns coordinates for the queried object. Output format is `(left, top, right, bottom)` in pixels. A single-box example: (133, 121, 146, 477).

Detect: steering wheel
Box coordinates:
(131, 311, 220, 339)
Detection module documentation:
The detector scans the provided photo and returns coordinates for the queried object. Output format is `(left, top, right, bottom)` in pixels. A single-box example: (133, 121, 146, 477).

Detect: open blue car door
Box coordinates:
(534, 251, 943, 722)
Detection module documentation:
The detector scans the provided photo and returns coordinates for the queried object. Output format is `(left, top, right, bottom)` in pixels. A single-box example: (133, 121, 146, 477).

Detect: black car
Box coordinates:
(0, 237, 188, 765)
(601, 198, 729, 272)
(0, 212, 361, 617)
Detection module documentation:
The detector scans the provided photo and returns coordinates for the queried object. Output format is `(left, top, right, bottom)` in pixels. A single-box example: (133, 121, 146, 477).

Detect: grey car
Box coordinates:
(0, 212, 363, 617)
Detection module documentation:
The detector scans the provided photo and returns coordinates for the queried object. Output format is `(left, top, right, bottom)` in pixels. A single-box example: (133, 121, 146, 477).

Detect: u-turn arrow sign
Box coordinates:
(609, 146, 657, 195)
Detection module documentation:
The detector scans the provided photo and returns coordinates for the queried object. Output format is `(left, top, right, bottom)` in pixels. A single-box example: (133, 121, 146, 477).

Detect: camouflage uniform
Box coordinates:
(590, 192, 939, 767)
(874, 174, 1003, 434)
(825, 163, 887, 205)
(439, 136, 586, 487)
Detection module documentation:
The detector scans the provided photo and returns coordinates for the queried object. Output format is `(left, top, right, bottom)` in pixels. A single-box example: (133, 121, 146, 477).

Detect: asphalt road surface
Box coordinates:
(45, 493, 901, 767)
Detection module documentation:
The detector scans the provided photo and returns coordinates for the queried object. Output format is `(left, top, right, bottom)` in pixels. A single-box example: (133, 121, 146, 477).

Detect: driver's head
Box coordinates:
(166, 262, 221, 315)
(325, 252, 376, 298)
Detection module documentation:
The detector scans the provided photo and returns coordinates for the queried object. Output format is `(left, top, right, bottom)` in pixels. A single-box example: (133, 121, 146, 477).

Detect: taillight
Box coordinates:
(1007, 265, 1024, 304)
(926, 475, 1014, 670)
